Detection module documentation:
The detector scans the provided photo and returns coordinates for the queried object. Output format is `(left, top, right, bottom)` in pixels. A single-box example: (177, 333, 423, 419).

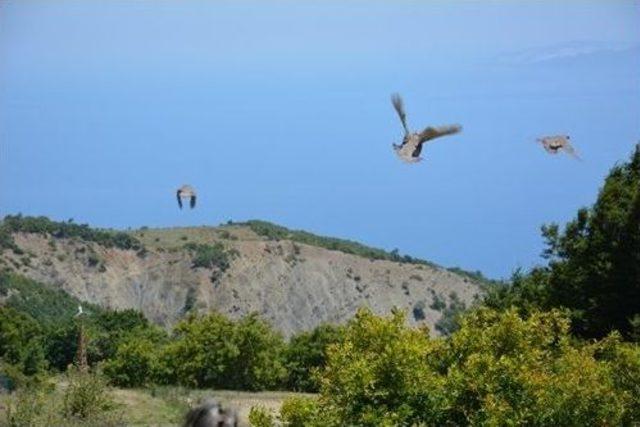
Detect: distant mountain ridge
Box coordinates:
(0, 215, 485, 336)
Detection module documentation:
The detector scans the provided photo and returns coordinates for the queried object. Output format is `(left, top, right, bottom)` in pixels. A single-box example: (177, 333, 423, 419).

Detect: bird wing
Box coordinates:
(391, 94, 410, 135)
(562, 143, 581, 160)
(176, 190, 183, 209)
(418, 124, 462, 143)
(412, 142, 423, 158)
(190, 194, 196, 209)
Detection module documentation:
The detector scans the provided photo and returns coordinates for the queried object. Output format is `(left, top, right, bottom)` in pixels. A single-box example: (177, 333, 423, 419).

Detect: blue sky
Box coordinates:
(1, 1, 639, 278)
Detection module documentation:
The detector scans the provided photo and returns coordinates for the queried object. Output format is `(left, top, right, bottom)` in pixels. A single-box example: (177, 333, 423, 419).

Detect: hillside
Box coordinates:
(0, 216, 484, 336)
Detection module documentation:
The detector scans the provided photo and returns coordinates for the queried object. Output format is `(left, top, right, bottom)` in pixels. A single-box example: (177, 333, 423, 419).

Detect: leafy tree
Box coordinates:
(284, 324, 344, 392)
(159, 312, 239, 388)
(486, 144, 640, 341)
(315, 308, 444, 426)
(229, 314, 287, 390)
(102, 334, 162, 387)
(157, 311, 286, 390)
(270, 307, 639, 426)
(279, 396, 322, 427)
(543, 145, 639, 339)
(92, 309, 163, 361)
(0, 307, 48, 376)
(248, 406, 276, 427)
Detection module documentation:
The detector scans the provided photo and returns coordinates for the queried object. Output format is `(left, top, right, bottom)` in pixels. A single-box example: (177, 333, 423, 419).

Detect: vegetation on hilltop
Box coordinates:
(244, 219, 436, 265)
(0, 213, 495, 288)
(0, 215, 143, 251)
(242, 220, 497, 286)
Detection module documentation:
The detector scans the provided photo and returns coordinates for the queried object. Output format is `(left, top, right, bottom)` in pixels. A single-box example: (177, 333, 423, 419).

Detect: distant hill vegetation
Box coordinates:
(241, 220, 495, 286)
(0, 215, 143, 252)
(0, 213, 483, 337)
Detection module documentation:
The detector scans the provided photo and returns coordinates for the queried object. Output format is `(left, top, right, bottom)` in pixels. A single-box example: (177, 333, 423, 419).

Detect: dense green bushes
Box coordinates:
(0, 272, 340, 392)
(161, 312, 286, 389)
(3, 272, 640, 426)
(0, 272, 167, 379)
(283, 324, 344, 392)
(263, 307, 640, 426)
(0, 214, 143, 251)
(103, 314, 346, 392)
(102, 334, 162, 388)
(106, 312, 289, 390)
(0, 307, 48, 379)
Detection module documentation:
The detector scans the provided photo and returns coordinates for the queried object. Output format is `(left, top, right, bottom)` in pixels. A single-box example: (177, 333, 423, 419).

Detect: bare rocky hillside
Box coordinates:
(0, 220, 484, 337)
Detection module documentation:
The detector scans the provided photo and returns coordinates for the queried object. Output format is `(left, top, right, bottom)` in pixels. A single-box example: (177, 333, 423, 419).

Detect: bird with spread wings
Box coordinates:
(391, 93, 462, 163)
(177, 185, 197, 209)
(536, 135, 580, 160)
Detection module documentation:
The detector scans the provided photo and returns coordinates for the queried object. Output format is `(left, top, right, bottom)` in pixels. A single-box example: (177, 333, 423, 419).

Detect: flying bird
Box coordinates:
(177, 185, 197, 209)
(391, 93, 462, 163)
(536, 135, 580, 159)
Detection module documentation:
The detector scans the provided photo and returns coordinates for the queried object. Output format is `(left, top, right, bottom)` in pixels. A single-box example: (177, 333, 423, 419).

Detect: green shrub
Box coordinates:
(284, 324, 344, 392)
(86, 252, 100, 267)
(183, 242, 236, 271)
(434, 291, 467, 336)
(158, 312, 285, 390)
(0, 307, 48, 376)
(272, 307, 638, 426)
(591, 332, 640, 423)
(279, 396, 321, 427)
(248, 406, 275, 427)
(229, 314, 287, 390)
(0, 225, 18, 251)
(412, 300, 426, 321)
(102, 335, 161, 387)
(429, 293, 446, 311)
(62, 368, 117, 421)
